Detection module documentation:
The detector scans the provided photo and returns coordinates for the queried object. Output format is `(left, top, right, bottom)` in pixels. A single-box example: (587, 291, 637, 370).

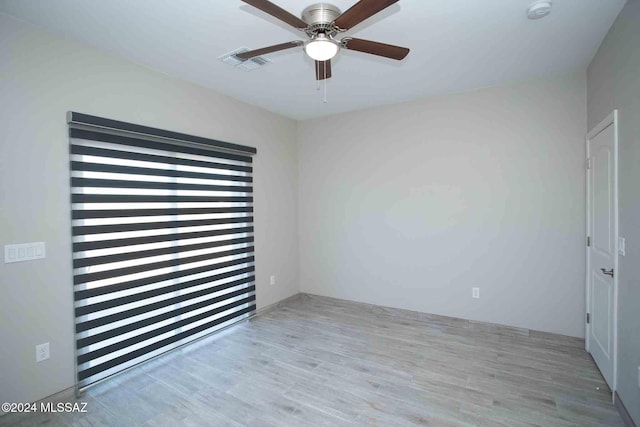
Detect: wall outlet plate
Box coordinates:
(36, 342, 50, 362)
(269, 275, 276, 286)
(472, 288, 480, 299)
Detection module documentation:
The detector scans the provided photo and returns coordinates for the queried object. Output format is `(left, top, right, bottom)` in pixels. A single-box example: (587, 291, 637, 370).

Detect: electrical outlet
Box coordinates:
(269, 275, 276, 286)
(472, 288, 480, 299)
(36, 342, 50, 362)
(637, 366, 640, 389)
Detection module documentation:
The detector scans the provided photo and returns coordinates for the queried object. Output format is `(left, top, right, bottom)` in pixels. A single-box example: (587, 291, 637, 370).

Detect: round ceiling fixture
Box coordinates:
(304, 34, 340, 61)
(527, 1, 552, 20)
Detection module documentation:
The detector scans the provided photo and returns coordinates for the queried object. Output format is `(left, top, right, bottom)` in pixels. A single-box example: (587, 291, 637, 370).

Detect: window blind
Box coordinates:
(68, 112, 257, 387)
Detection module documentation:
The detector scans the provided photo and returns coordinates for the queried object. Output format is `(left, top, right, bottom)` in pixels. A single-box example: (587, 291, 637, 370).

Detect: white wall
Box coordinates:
(0, 14, 299, 405)
(588, 0, 640, 422)
(298, 72, 586, 338)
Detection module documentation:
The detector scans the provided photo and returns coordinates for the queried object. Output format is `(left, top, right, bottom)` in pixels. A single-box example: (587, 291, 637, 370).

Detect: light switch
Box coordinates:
(618, 237, 626, 257)
(4, 242, 46, 263)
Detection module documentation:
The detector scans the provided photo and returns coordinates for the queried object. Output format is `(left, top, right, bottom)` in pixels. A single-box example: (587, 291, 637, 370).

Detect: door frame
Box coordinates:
(585, 109, 618, 398)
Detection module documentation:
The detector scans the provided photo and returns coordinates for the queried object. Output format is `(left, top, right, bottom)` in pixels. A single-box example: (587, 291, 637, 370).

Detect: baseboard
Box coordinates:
(254, 292, 302, 317)
(615, 392, 637, 427)
(298, 292, 585, 346)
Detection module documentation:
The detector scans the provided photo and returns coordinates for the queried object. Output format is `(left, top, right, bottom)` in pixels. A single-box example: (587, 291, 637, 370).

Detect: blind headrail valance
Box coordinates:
(67, 112, 257, 157)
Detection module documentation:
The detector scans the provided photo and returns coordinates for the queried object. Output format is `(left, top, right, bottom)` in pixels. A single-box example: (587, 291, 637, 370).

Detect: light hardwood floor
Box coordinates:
(1, 293, 625, 426)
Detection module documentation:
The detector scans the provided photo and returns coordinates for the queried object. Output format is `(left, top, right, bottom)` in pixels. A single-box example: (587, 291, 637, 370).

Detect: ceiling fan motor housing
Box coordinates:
(302, 3, 342, 38)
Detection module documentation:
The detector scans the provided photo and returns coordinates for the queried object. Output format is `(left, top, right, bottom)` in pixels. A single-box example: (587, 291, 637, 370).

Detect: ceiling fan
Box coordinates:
(236, 0, 410, 80)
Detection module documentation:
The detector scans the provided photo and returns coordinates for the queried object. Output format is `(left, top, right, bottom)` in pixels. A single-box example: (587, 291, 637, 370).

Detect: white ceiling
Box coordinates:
(0, 0, 625, 120)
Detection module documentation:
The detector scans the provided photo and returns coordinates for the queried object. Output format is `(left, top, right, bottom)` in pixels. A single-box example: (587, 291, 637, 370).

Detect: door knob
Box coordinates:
(600, 268, 614, 278)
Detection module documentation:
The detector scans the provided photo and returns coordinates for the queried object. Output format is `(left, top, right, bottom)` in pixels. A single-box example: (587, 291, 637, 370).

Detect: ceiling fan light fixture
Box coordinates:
(304, 34, 339, 61)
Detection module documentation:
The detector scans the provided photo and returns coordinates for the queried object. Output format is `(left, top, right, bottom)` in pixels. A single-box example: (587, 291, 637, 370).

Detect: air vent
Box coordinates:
(218, 48, 271, 71)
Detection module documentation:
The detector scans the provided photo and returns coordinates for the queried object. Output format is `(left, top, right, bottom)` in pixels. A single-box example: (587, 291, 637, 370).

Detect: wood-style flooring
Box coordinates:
(1, 293, 625, 426)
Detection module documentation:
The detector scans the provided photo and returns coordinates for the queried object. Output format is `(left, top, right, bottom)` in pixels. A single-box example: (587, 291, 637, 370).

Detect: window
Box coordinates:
(69, 113, 256, 388)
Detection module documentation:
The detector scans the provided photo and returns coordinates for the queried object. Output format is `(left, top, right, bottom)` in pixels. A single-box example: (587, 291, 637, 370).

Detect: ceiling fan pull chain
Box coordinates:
(323, 61, 328, 103)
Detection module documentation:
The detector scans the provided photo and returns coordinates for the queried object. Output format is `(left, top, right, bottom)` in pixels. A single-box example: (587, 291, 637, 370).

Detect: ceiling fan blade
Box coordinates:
(235, 41, 303, 60)
(342, 37, 409, 60)
(315, 60, 332, 80)
(241, 0, 307, 29)
(333, 0, 399, 30)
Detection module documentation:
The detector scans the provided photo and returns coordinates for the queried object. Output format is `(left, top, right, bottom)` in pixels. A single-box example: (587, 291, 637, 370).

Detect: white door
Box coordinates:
(586, 111, 618, 390)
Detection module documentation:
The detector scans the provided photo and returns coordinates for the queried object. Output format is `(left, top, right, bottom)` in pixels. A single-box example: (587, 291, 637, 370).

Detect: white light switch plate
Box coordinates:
(618, 237, 626, 256)
(4, 242, 46, 263)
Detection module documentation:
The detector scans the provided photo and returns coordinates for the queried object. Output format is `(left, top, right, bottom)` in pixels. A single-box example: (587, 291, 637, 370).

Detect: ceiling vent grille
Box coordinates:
(219, 48, 271, 71)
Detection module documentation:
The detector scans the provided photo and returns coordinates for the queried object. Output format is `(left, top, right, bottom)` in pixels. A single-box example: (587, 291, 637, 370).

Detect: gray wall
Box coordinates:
(0, 15, 299, 405)
(298, 72, 587, 338)
(587, 0, 640, 422)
